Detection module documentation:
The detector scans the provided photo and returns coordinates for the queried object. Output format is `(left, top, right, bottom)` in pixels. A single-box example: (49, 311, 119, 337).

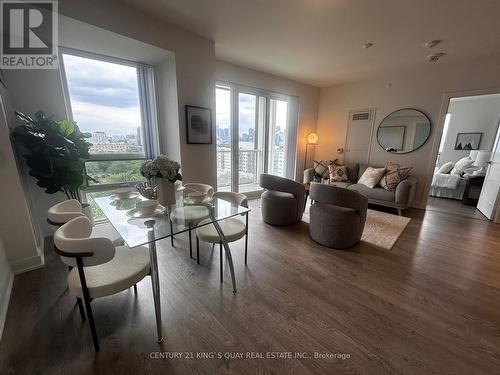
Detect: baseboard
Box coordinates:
(10, 254, 44, 274)
(0, 270, 14, 341)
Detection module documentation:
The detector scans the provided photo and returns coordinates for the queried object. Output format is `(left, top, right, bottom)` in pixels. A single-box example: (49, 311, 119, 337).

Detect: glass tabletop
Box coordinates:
(92, 194, 250, 248)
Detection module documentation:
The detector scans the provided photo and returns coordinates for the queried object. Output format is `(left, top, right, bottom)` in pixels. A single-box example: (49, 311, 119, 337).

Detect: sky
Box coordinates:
(63, 54, 141, 136)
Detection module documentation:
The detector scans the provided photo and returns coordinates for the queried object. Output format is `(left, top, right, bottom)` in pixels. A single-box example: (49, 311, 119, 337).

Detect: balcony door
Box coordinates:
(216, 84, 297, 194)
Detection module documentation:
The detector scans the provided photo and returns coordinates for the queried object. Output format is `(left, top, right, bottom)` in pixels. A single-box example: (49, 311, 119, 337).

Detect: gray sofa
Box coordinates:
(304, 163, 417, 215)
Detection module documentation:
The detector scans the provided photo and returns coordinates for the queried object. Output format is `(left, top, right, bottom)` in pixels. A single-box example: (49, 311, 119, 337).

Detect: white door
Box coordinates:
(344, 109, 376, 165)
(477, 124, 500, 220)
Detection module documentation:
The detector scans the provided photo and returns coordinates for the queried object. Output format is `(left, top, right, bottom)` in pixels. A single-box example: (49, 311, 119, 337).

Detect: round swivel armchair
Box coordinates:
(259, 173, 306, 226)
(309, 183, 368, 249)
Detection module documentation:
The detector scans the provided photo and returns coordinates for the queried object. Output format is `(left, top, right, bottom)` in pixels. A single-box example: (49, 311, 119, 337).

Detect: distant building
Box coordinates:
(91, 131, 107, 144)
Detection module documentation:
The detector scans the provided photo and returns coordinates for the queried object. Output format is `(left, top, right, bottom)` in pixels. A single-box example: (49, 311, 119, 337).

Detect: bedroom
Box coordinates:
(429, 93, 500, 219)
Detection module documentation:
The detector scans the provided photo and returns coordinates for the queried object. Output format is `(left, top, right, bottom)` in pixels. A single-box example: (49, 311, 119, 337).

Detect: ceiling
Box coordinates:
(120, 0, 500, 87)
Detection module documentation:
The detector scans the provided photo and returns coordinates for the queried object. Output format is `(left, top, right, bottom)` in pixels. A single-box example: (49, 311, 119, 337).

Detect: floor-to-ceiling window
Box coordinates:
(216, 83, 298, 194)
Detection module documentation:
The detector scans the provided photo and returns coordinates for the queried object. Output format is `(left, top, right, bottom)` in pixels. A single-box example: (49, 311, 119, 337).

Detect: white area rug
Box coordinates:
(361, 209, 411, 250)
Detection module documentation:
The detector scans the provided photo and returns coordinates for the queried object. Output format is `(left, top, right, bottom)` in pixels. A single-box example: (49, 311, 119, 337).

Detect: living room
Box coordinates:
(0, 1, 499, 374)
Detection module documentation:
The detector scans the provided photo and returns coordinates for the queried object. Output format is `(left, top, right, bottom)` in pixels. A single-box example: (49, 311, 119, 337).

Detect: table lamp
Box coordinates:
(472, 150, 491, 176)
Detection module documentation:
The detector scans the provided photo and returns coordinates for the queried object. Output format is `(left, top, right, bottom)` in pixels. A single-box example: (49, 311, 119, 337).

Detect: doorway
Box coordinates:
(427, 93, 500, 220)
(215, 83, 298, 195)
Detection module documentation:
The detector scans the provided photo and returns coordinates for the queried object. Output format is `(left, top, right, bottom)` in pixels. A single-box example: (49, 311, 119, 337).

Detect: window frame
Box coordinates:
(58, 47, 159, 189)
(215, 80, 298, 195)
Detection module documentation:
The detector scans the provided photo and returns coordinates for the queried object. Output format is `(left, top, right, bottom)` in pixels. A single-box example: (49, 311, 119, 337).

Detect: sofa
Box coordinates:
(304, 163, 417, 215)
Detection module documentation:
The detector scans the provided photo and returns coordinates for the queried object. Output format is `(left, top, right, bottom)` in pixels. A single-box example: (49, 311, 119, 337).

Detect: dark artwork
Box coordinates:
(454, 132, 482, 150)
(185, 105, 212, 144)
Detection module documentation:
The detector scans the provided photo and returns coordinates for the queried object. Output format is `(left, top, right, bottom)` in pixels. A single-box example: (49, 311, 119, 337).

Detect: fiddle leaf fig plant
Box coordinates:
(11, 110, 96, 201)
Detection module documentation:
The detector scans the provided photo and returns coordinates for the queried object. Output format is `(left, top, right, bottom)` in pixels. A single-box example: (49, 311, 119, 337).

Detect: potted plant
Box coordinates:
(11, 111, 95, 217)
(140, 155, 182, 206)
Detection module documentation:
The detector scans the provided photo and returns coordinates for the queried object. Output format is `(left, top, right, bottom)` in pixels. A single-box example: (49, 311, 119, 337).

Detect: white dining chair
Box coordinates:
(195, 192, 249, 282)
(168, 183, 214, 253)
(183, 183, 214, 199)
(53, 216, 152, 352)
(47, 199, 123, 246)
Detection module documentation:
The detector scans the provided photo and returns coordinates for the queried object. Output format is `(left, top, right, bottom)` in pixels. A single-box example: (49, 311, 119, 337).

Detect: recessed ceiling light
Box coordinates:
(426, 52, 446, 62)
(425, 40, 442, 48)
(362, 43, 374, 49)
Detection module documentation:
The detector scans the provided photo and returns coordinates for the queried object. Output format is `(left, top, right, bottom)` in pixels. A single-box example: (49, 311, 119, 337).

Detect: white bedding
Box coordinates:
(431, 172, 461, 189)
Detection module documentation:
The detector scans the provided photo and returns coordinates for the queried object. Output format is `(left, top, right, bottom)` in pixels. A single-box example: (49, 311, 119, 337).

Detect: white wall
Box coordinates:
(316, 55, 500, 208)
(0, 88, 42, 274)
(439, 95, 500, 165)
(0, 237, 14, 341)
(216, 61, 320, 181)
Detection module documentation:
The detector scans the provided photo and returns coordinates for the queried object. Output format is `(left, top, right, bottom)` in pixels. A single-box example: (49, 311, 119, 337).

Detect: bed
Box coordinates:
(429, 172, 468, 200)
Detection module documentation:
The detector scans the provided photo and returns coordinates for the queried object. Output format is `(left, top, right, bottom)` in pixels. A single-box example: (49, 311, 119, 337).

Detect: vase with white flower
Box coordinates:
(140, 155, 182, 206)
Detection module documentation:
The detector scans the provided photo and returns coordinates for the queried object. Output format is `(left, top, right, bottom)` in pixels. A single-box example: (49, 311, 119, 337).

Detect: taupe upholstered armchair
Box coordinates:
(259, 174, 306, 225)
(309, 183, 368, 249)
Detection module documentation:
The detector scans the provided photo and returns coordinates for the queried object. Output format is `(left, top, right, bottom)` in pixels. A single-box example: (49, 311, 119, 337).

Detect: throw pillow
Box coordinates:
(450, 157, 474, 175)
(358, 167, 386, 188)
(346, 163, 360, 182)
(328, 164, 348, 182)
(313, 159, 339, 179)
(437, 162, 454, 174)
(379, 162, 413, 192)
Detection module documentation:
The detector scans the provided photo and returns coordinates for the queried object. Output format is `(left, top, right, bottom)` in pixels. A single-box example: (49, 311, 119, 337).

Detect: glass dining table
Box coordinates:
(91, 192, 250, 344)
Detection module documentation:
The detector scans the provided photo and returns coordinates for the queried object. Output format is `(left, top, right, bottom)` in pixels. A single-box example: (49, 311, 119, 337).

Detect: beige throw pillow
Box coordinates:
(358, 167, 386, 188)
(379, 162, 412, 192)
(437, 161, 454, 174)
(328, 165, 348, 182)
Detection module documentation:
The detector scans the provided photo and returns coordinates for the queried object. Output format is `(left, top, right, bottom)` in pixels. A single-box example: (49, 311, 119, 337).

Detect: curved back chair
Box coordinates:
(309, 184, 368, 249)
(213, 191, 248, 207)
(195, 192, 249, 282)
(184, 183, 214, 198)
(54, 216, 151, 352)
(259, 173, 306, 225)
(48, 199, 123, 246)
(47, 199, 85, 226)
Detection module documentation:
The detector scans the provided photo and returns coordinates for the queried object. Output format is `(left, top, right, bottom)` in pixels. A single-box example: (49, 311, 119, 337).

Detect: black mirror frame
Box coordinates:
(376, 108, 432, 154)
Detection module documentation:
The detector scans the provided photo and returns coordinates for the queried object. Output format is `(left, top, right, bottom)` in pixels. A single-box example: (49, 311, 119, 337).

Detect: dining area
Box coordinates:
(47, 174, 251, 353)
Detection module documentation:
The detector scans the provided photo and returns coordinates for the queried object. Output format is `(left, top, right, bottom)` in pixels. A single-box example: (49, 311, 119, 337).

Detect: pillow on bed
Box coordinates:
(450, 157, 474, 175)
(437, 162, 454, 174)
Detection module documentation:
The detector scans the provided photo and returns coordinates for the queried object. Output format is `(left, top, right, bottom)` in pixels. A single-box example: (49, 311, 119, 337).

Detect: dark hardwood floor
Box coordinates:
(1, 201, 500, 374)
(426, 196, 488, 221)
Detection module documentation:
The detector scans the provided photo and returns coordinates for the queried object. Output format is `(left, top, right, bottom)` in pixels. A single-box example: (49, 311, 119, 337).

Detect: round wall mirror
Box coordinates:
(377, 108, 431, 153)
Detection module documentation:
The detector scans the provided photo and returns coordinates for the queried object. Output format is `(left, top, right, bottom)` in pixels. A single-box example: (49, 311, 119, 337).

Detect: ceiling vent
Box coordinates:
(426, 52, 446, 62)
(352, 112, 370, 121)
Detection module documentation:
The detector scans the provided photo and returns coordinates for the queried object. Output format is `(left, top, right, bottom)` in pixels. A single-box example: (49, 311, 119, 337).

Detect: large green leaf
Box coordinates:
(58, 120, 75, 137)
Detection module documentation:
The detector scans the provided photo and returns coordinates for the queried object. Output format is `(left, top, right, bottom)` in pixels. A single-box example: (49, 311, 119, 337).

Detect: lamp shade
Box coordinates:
(469, 150, 479, 161)
(307, 132, 318, 144)
(474, 151, 491, 167)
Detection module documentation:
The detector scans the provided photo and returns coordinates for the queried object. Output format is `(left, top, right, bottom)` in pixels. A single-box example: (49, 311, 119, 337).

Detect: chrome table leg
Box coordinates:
(145, 220, 164, 343)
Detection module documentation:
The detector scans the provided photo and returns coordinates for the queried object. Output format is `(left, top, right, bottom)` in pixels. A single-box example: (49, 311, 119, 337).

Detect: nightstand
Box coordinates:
(462, 174, 485, 206)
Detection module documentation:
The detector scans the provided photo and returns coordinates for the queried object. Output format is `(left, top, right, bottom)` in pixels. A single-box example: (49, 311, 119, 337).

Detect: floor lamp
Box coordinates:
(304, 132, 318, 169)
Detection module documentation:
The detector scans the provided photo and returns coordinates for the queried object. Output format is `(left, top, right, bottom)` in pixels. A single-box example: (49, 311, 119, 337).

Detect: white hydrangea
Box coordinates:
(140, 155, 182, 183)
